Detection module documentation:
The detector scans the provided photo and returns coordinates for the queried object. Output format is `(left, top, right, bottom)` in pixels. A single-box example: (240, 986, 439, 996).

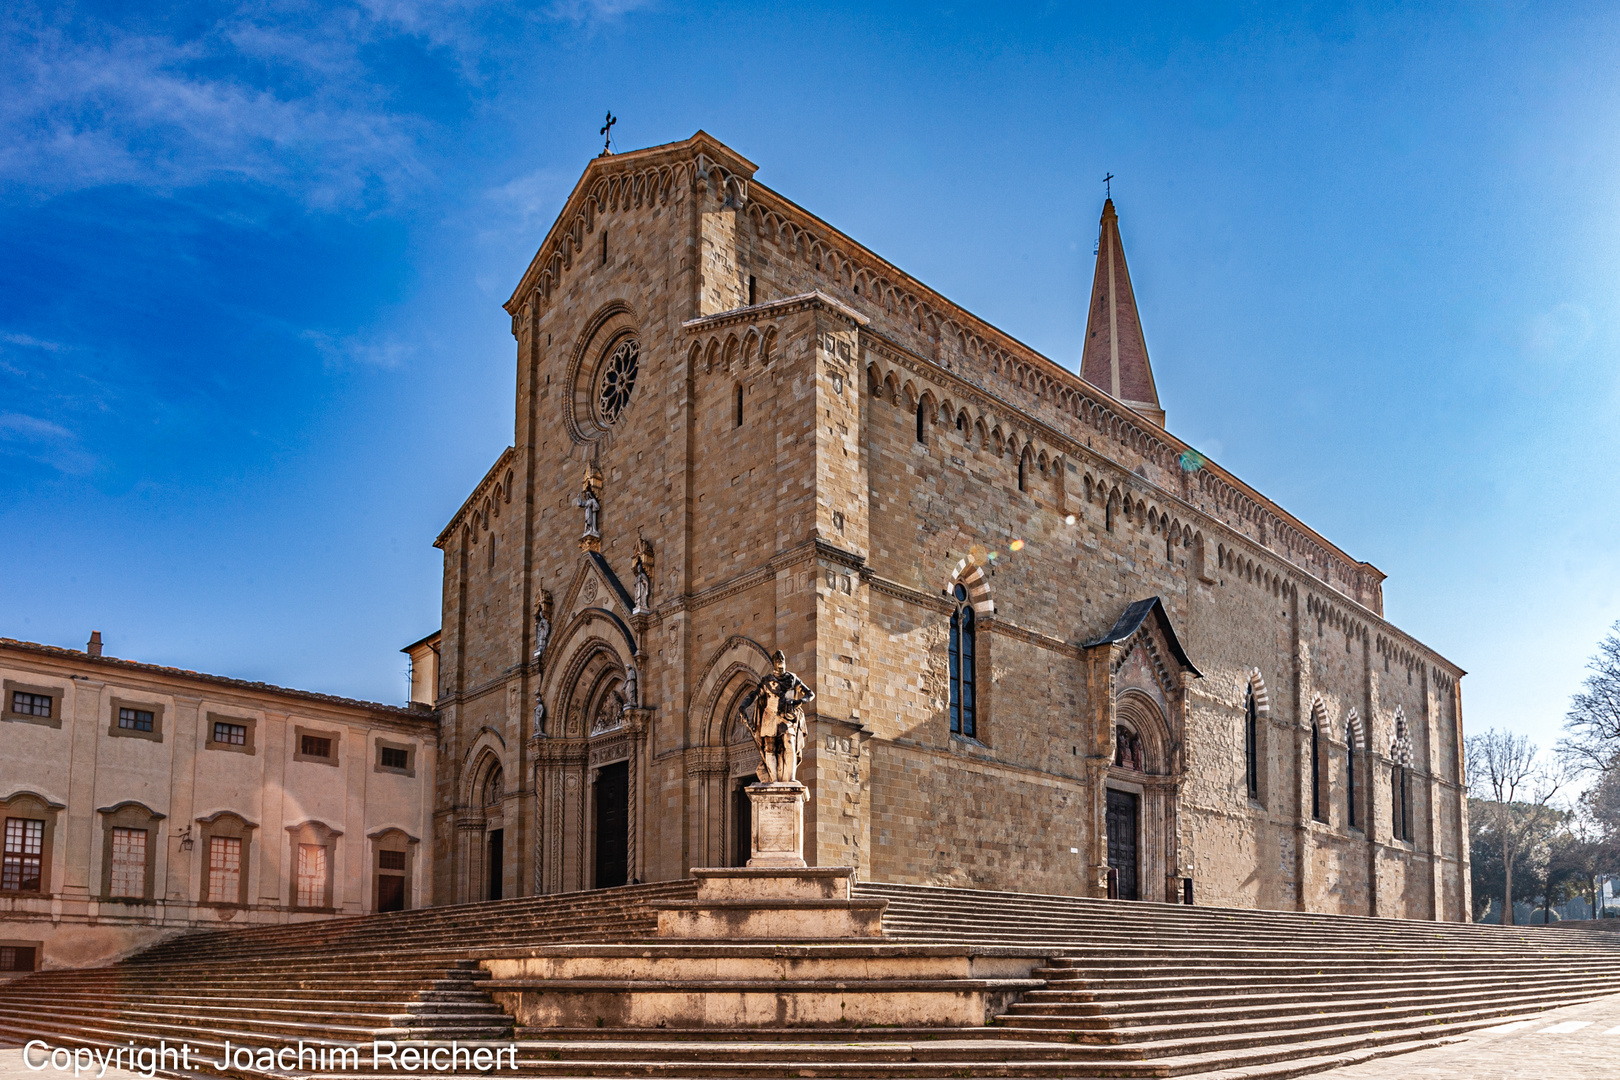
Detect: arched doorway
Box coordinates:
(482, 763, 504, 900)
(1105, 691, 1179, 902)
(593, 761, 629, 887)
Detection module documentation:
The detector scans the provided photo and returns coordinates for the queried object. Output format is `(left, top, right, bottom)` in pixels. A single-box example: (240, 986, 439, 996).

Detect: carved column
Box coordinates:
(623, 705, 653, 883)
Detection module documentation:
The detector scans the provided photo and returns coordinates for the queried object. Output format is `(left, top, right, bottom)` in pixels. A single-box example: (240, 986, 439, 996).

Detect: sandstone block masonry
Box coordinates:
(426, 131, 1466, 920)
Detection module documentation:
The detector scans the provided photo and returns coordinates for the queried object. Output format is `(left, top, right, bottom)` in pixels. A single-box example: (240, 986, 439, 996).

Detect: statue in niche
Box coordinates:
(632, 553, 652, 614)
(623, 660, 639, 708)
(737, 650, 814, 784)
(532, 590, 553, 664)
(575, 480, 601, 539)
(531, 591, 553, 733)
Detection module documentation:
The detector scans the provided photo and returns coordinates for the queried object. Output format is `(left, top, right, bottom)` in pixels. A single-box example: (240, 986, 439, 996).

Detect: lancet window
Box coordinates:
(948, 584, 977, 739)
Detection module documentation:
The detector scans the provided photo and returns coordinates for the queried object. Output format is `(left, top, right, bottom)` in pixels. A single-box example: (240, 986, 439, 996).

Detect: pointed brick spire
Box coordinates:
(1080, 199, 1164, 428)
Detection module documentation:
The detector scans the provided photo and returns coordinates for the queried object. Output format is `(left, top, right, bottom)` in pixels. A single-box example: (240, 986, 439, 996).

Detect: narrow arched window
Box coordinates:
(1392, 765, 1411, 842)
(916, 400, 926, 444)
(1345, 721, 1358, 829)
(735, 384, 744, 428)
(948, 584, 976, 739)
(1017, 453, 1028, 492)
(1310, 724, 1323, 822)
(1244, 688, 1259, 800)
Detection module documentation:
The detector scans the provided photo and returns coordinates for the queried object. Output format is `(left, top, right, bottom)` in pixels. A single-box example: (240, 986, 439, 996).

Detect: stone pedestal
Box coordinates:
(746, 781, 808, 868)
(655, 867, 887, 939)
(657, 780, 885, 939)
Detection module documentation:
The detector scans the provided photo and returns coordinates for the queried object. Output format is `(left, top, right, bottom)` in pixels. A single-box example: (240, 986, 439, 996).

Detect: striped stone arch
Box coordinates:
(946, 559, 994, 614)
(1243, 669, 1270, 716)
(1308, 694, 1331, 733)
(1389, 706, 1412, 765)
(1345, 708, 1366, 751)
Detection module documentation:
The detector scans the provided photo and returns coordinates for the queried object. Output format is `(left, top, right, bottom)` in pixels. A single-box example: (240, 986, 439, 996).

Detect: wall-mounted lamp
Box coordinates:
(176, 825, 194, 853)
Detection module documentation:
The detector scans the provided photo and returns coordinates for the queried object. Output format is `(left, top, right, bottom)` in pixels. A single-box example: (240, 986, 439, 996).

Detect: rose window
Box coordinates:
(596, 338, 639, 425)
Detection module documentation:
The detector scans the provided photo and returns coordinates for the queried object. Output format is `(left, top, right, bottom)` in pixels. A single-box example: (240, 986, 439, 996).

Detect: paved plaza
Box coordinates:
(6, 992, 1620, 1080)
(1313, 990, 1620, 1079)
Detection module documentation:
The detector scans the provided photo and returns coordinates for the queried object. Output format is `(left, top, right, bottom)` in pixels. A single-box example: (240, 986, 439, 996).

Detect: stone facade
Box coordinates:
(0, 637, 438, 970)
(429, 131, 1468, 920)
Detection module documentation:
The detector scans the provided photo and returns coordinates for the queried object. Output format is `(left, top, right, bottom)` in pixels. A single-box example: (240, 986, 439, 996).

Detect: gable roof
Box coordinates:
(1083, 597, 1201, 677)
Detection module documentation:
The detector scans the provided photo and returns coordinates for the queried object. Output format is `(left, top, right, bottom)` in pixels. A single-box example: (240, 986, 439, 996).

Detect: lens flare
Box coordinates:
(1008, 539, 1025, 553)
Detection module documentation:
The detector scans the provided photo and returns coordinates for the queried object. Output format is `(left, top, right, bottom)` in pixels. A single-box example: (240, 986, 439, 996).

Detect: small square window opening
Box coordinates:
(118, 707, 154, 732)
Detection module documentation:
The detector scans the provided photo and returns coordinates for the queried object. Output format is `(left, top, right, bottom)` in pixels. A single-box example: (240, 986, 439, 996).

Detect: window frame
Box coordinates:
(1392, 764, 1413, 843)
(3, 681, 62, 729)
(1345, 723, 1359, 831)
(97, 801, 164, 902)
(1310, 723, 1325, 823)
(374, 738, 416, 777)
(0, 941, 41, 973)
(369, 828, 417, 913)
(948, 584, 978, 741)
(0, 792, 60, 895)
(286, 820, 341, 911)
(293, 725, 341, 767)
(107, 698, 164, 743)
(2, 818, 45, 893)
(197, 811, 255, 907)
(205, 713, 257, 755)
(1244, 689, 1260, 803)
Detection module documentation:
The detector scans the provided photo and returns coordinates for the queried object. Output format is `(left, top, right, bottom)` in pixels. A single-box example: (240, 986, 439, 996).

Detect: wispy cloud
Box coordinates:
(301, 329, 414, 371)
(0, 5, 441, 208)
(0, 410, 96, 474)
(1, 332, 65, 351)
(543, 0, 656, 26)
(486, 165, 574, 233)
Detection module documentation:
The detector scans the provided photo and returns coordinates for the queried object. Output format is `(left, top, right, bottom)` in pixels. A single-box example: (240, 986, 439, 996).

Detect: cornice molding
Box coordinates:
(435, 446, 516, 549)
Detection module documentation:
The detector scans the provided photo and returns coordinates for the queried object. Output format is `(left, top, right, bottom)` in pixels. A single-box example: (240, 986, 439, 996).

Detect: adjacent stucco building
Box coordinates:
(0, 636, 438, 971)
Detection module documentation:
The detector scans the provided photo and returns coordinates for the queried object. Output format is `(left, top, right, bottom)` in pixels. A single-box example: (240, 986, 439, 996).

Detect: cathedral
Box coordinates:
(428, 131, 1468, 919)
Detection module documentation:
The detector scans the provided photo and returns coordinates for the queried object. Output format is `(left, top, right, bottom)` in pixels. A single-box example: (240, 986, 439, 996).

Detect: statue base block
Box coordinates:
(657, 867, 886, 939)
(746, 781, 808, 868)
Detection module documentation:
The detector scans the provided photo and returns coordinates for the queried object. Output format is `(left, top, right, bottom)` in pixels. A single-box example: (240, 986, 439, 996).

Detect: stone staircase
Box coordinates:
(0, 881, 693, 1058)
(3, 880, 1619, 1079)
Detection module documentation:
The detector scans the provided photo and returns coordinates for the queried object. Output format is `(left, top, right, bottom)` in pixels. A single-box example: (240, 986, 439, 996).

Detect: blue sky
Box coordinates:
(2, 1, 1616, 751)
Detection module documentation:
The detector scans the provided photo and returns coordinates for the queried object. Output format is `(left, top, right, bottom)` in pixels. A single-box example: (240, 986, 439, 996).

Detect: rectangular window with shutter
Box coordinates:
(2, 818, 44, 892)
(110, 827, 147, 898)
(207, 836, 241, 903)
(296, 843, 327, 907)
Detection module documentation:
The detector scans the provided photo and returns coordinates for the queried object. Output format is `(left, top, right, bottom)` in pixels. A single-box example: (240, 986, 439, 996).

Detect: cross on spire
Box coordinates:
(599, 112, 616, 156)
(1103, 172, 1114, 199)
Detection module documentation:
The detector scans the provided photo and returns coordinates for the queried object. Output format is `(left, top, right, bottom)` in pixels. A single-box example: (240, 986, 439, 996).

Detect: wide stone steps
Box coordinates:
(997, 981, 1617, 1039)
(4, 880, 1619, 1079)
(1012, 971, 1616, 1015)
(132, 882, 694, 965)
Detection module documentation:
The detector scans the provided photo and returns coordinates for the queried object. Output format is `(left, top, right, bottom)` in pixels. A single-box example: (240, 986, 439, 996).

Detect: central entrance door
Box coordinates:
(486, 829, 504, 900)
(594, 761, 629, 888)
(1105, 789, 1140, 901)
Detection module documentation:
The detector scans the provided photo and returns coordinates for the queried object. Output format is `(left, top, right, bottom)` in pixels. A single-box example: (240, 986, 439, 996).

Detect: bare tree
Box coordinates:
(1560, 621, 1620, 774)
(1466, 729, 1563, 925)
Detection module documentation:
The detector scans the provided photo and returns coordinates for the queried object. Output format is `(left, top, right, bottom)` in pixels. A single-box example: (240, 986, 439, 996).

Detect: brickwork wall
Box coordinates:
(429, 134, 1468, 920)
